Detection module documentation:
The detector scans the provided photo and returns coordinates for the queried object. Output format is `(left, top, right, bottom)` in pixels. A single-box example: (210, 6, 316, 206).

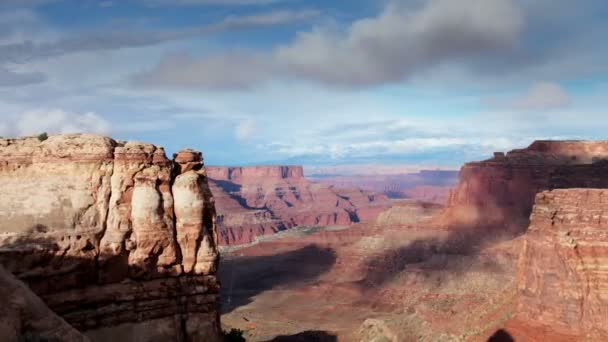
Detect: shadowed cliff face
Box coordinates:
(0, 263, 90, 342)
(440, 140, 608, 233)
(207, 165, 392, 246)
(267, 330, 338, 342)
(0, 134, 221, 342)
(220, 245, 337, 314)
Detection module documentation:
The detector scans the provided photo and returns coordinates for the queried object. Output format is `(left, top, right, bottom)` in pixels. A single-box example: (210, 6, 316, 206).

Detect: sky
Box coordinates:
(0, 0, 607, 168)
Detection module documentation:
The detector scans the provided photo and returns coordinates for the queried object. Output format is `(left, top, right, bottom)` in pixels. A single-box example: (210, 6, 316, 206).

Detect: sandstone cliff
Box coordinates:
(0, 265, 89, 342)
(441, 140, 608, 232)
(511, 189, 608, 340)
(0, 134, 220, 342)
(207, 166, 391, 245)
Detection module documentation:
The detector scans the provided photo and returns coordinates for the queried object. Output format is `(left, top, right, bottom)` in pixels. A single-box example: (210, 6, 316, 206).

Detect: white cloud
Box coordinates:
(138, 0, 525, 88)
(512, 82, 571, 110)
(0, 9, 318, 65)
(10, 109, 111, 136)
(276, 0, 524, 87)
(235, 119, 256, 141)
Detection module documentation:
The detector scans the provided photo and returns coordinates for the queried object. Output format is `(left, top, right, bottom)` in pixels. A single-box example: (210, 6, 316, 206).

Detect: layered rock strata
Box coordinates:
(207, 166, 391, 245)
(513, 189, 608, 340)
(0, 134, 220, 342)
(441, 140, 608, 232)
(0, 265, 89, 342)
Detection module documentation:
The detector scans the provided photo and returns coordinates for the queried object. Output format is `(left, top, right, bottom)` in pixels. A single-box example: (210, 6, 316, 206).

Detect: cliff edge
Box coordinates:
(0, 134, 221, 342)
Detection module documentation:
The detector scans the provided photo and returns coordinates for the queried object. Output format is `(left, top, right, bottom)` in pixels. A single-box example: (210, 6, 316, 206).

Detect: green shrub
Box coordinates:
(37, 132, 49, 142)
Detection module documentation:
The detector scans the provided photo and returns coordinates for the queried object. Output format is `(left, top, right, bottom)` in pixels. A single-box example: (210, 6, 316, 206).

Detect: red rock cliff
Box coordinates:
(511, 189, 608, 340)
(441, 140, 608, 232)
(207, 166, 391, 245)
(0, 134, 221, 342)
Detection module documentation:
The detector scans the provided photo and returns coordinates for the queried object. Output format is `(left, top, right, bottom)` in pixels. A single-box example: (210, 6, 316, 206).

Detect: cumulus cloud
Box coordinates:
(137, 0, 525, 89)
(512, 82, 571, 110)
(235, 119, 256, 141)
(8, 109, 111, 136)
(277, 0, 524, 86)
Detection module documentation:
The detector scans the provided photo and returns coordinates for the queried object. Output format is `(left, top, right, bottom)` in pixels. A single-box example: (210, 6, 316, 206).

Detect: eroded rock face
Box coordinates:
(206, 166, 391, 245)
(0, 265, 89, 342)
(0, 134, 220, 342)
(440, 140, 608, 232)
(512, 189, 608, 340)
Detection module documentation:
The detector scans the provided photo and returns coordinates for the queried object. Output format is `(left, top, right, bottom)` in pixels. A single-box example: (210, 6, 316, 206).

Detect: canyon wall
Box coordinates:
(441, 140, 608, 232)
(0, 134, 221, 342)
(207, 166, 391, 245)
(512, 189, 608, 340)
(310, 170, 459, 204)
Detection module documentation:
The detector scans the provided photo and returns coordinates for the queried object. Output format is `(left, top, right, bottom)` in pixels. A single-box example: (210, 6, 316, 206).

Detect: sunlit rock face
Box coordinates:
(206, 166, 392, 245)
(0, 134, 221, 342)
(439, 140, 608, 232)
(511, 189, 608, 340)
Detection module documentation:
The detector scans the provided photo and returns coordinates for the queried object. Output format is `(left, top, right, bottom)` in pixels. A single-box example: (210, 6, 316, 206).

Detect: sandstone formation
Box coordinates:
(512, 189, 608, 340)
(0, 265, 89, 342)
(0, 134, 221, 342)
(207, 166, 391, 245)
(441, 140, 608, 232)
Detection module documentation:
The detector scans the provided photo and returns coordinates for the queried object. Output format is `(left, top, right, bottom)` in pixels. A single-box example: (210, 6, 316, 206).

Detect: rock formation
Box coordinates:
(0, 265, 89, 342)
(511, 189, 608, 340)
(0, 134, 221, 342)
(207, 166, 391, 245)
(441, 140, 608, 232)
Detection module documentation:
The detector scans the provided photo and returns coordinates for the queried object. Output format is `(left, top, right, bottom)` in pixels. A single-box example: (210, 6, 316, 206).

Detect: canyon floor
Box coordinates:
(219, 203, 522, 342)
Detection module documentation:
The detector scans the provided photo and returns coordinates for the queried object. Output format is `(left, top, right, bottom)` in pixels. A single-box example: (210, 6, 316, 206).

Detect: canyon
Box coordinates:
(311, 169, 459, 204)
(3, 136, 608, 341)
(207, 166, 392, 245)
(221, 140, 608, 341)
(0, 134, 220, 342)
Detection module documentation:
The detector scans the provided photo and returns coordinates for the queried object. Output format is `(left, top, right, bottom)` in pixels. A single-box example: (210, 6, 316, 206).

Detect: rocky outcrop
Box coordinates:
(0, 265, 89, 342)
(511, 189, 608, 340)
(441, 140, 608, 232)
(0, 134, 220, 342)
(207, 166, 391, 245)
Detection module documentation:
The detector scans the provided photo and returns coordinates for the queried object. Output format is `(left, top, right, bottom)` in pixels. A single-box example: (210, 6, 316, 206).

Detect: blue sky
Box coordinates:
(1, 0, 608, 169)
